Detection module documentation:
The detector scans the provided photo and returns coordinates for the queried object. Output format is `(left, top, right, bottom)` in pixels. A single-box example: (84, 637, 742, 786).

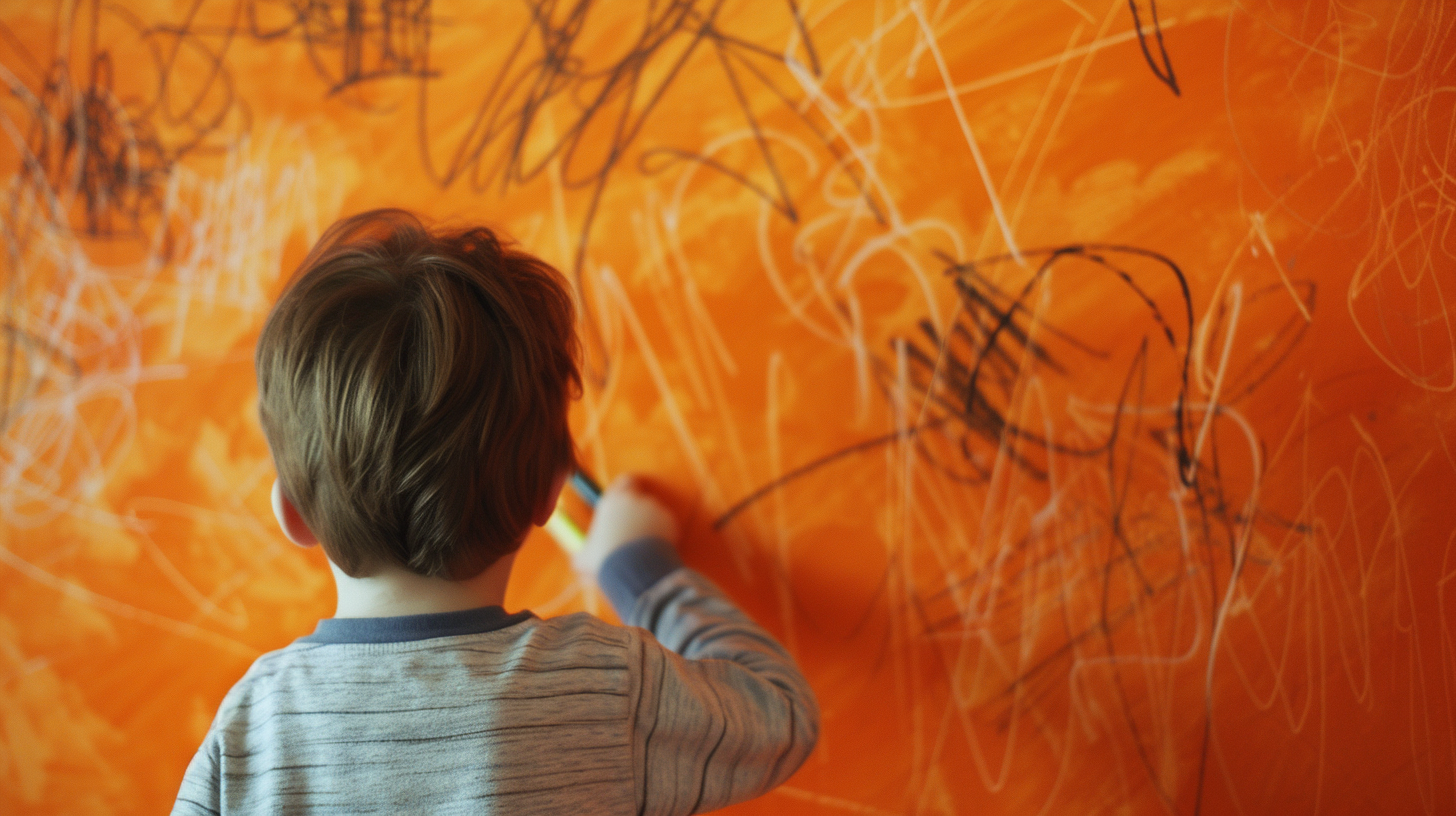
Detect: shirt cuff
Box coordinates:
(597, 536, 684, 620)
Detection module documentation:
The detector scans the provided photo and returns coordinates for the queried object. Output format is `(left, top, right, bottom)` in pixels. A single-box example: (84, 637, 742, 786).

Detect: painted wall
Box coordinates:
(2, 1, 1453, 813)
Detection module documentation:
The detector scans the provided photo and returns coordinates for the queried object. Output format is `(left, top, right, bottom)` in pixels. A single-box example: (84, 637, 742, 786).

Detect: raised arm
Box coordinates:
(576, 476, 820, 815)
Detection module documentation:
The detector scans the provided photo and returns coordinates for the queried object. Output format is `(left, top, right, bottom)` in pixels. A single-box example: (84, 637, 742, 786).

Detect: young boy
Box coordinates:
(172, 210, 818, 814)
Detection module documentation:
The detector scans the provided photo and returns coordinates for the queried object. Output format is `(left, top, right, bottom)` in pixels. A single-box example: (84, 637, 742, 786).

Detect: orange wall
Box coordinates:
(3, 1, 1454, 813)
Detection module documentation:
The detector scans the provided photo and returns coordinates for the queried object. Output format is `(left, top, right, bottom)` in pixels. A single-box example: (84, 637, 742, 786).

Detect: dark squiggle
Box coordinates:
(101, 1, 871, 385)
(409, 0, 864, 382)
(714, 240, 1297, 808)
(0, 1, 253, 238)
(715, 243, 1198, 528)
(243, 0, 435, 96)
(1129, 0, 1179, 96)
(0, 1, 252, 428)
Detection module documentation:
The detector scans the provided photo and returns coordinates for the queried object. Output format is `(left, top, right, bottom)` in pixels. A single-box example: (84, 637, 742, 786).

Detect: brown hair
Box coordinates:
(256, 209, 580, 579)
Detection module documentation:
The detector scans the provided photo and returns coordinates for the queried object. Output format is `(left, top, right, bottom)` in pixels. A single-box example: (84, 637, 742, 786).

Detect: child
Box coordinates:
(172, 210, 819, 814)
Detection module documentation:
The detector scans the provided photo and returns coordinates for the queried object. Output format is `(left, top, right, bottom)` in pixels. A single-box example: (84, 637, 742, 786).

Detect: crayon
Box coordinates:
(569, 470, 602, 507)
(544, 507, 586, 554)
(544, 470, 603, 553)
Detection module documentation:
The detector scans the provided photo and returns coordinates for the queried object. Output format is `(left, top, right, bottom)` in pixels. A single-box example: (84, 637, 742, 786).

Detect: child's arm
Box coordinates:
(578, 476, 820, 815)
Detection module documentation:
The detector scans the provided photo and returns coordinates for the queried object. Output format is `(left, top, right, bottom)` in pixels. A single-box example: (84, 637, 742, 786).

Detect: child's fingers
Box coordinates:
(605, 473, 637, 495)
(575, 472, 680, 576)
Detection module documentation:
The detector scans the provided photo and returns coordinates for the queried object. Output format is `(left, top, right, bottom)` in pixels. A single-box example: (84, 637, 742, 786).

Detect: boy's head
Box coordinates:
(257, 209, 581, 580)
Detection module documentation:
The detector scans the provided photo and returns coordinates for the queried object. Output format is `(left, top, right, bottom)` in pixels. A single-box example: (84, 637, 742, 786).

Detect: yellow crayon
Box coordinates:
(544, 506, 587, 554)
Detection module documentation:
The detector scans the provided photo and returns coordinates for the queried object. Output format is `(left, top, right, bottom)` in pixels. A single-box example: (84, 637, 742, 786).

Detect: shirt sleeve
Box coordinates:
(603, 542, 820, 815)
(171, 730, 222, 815)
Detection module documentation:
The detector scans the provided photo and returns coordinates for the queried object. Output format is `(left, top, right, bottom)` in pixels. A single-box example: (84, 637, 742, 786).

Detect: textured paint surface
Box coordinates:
(2, 1, 1454, 813)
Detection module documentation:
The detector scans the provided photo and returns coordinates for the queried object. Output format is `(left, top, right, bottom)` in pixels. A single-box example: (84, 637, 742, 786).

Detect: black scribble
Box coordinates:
(0, 1, 251, 238)
(411, 0, 873, 381)
(13, 48, 171, 237)
(883, 252, 1314, 816)
(0, 1, 251, 432)
(714, 423, 930, 530)
(245, 0, 435, 95)
(0, 16, 172, 237)
(637, 23, 886, 226)
(893, 247, 1192, 485)
(1129, 0, 1179, 96)
(716, 244, 1198, 529)
(714, 243, 1271, 813)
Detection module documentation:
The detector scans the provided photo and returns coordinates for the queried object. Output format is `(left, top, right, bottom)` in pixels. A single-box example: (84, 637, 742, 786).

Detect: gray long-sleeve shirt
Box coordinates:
(171, 539, 819, 814)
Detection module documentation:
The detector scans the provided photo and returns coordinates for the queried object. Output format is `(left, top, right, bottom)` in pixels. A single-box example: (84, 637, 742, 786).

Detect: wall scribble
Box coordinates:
(1, 2, 1452, 814)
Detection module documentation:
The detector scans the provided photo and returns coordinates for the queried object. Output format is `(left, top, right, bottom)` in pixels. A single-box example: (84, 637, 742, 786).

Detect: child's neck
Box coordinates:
(328, 552, 517, 618)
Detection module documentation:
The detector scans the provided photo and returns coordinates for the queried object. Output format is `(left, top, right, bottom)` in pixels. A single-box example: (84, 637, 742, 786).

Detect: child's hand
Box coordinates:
(575, 474, 679, 579)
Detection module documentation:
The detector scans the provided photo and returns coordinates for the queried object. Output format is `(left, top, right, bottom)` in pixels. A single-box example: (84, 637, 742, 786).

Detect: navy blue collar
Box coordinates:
(298, 605, 535, 644)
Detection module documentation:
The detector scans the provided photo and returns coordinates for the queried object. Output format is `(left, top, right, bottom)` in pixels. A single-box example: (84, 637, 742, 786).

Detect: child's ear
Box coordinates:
(532, 468, 569, 527)
(271, 479, 319, 548)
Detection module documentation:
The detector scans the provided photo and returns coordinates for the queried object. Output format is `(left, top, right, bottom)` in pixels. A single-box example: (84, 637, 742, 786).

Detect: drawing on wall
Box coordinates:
(3, 1, 1453, 814)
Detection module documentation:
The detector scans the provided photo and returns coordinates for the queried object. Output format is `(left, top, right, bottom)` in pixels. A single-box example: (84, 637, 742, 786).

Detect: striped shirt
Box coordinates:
(171, 539, 819, 814)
